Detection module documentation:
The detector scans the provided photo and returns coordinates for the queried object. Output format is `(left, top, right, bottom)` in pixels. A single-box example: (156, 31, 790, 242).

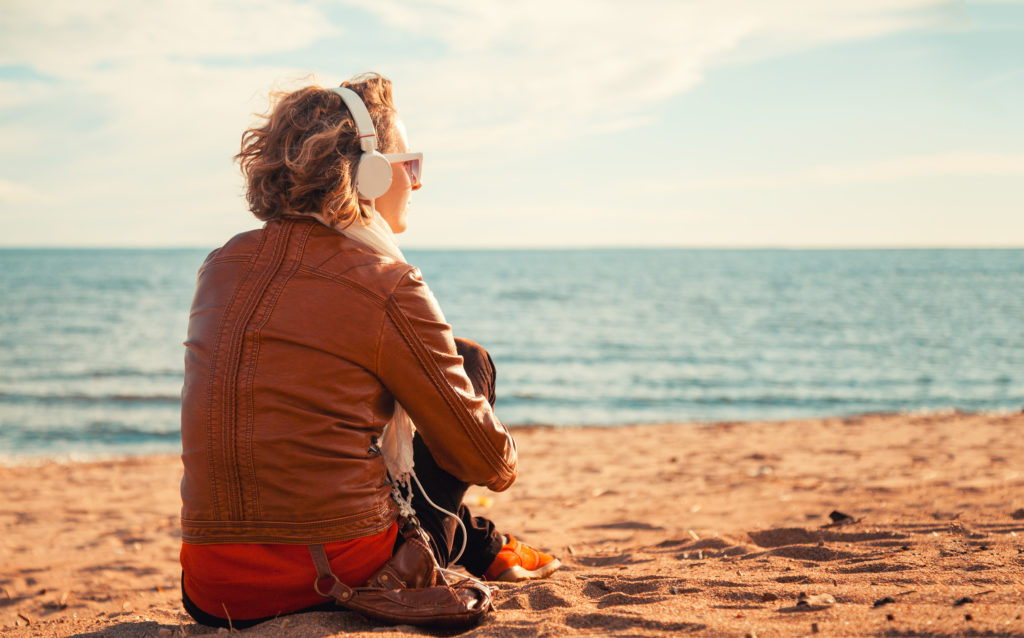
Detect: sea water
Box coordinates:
(1, 248, 1022, 459)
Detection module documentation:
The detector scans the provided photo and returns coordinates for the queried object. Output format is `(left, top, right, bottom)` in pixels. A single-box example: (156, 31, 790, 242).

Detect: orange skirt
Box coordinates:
(180, 522, 398, 621)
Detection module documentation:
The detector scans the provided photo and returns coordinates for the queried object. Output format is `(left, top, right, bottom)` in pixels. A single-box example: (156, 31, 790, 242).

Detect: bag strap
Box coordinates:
(308, 544, 355, 603)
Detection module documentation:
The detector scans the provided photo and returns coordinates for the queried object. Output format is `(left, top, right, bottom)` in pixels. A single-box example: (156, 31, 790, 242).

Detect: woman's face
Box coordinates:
(375, 119, 421, 234)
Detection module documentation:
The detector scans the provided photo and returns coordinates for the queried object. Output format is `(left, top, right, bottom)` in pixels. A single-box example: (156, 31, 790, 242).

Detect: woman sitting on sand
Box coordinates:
(178, 73, 560, 628)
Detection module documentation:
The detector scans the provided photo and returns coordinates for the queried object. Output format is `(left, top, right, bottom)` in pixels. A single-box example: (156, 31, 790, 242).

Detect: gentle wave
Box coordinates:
(0, 368, 183, 382)
(0, 391, 181, 405)
(1, 421, 180, 443)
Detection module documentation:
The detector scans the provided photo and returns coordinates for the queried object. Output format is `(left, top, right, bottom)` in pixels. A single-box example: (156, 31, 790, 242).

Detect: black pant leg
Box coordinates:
(410, 434, 503, 576)
(406, 338, 505, 576)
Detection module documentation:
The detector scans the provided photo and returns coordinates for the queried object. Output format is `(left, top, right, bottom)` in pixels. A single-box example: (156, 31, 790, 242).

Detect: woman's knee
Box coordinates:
(454, 338, 496, 406)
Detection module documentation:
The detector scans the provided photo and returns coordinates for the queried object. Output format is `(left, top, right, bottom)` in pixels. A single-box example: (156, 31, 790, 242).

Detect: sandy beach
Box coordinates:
(3, 411, 1024, 637)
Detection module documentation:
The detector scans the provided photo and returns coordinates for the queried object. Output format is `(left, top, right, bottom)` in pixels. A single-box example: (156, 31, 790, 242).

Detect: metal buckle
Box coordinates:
(313, 572, 343, 598)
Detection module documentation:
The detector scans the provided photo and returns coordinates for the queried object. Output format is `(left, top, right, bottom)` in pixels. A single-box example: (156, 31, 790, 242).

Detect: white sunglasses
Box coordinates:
(383, 152, 423, 187)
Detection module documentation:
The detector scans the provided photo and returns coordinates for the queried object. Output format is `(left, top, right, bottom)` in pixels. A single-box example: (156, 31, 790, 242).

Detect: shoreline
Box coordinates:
(3, 411, 1024, 636)
(3, 407, 1020, 468)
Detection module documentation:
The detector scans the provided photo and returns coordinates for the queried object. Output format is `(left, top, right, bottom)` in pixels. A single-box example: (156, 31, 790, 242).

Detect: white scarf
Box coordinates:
(310, 210, 417, 515)
(315, 209, 406, 264)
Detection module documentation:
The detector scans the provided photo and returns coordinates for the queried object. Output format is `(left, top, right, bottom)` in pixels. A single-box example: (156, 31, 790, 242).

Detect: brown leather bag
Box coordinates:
(308, 518, 492, 629)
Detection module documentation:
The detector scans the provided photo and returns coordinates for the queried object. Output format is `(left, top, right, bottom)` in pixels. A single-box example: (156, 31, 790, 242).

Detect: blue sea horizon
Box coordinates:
(1, 247, 1022, 460)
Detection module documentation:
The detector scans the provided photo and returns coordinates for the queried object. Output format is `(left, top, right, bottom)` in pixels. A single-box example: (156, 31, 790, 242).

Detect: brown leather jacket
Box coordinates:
(180, 215, 518, 545)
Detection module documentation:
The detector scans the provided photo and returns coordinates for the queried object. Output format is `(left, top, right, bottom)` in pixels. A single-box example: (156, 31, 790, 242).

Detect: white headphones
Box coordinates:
(331, 86, 393, 200)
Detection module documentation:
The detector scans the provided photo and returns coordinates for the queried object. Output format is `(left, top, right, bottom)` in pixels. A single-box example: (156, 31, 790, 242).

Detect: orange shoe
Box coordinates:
(484, 534, 562, 582)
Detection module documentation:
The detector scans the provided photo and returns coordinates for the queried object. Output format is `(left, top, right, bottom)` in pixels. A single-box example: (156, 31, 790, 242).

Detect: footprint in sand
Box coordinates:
(767, 546, 859, 562)
(564, 613, 705, 633)
(593, 591, 666, 609)
(580, 575, 701, 609)
(495, 580, 574, 611)
(584, 575, 667, 595)
(748, 527, 907, 548)
(838, 562, 913, 574)
(711, 587, 769, 608)
(775, 574, 811, 583)
(585, 520, 666, 531)
(650, 536, 755, 559)
(742, 526, 922, 565)
(575, 553, 651, 567)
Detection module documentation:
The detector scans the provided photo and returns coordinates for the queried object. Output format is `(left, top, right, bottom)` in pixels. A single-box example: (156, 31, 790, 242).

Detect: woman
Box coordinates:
(179, 73, 559, 628)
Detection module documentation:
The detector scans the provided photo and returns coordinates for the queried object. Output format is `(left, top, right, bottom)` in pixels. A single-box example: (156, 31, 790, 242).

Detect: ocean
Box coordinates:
(1, 247, 1022, 460)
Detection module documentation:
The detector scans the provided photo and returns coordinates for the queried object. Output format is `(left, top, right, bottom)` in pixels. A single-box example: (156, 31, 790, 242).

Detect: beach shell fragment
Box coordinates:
(782, 593, 836, 612)
(802, 593, 836, 606)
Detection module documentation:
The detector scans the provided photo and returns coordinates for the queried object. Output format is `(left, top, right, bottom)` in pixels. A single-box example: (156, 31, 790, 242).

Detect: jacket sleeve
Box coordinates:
(376, 267, 518, 492)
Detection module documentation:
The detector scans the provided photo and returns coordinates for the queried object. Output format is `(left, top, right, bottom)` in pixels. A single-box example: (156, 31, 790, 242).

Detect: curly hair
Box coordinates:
(235, 73, 399, 227)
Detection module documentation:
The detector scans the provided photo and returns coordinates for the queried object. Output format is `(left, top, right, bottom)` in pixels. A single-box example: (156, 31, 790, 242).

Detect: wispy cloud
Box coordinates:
(0, 0, 336, 74)
(348, 0, 960, 151)
(674, 152, 1024, 190)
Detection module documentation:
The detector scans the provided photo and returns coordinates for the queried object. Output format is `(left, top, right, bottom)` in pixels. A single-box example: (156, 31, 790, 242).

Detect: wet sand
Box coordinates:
(3, 411, 1024, 637)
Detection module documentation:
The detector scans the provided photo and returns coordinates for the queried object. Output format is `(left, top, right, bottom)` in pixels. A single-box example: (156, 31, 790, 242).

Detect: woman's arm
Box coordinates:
(376, 268, 518, 492)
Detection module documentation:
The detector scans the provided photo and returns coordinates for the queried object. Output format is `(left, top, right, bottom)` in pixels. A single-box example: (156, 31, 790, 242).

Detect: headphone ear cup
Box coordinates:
(355, 151, 393, 200)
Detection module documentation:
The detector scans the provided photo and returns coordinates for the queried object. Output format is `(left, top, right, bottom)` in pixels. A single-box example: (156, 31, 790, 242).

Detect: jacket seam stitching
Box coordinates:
(376, 266, 418, 378)
(222, 222, 292, 520)
(297, 265, 392, 306)
(200, 255, 250, 270)
(243, 222, 313, 520)
(180, 501, 398, 543)
(203, 233, 267, 519)
(309, 245, 394, 274)
(182, 499, 394, 528)
(383, 295, 513, 479)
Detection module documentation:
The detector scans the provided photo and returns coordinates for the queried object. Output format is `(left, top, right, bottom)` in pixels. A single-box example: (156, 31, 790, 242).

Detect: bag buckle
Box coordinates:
(313, 572, 351, 600)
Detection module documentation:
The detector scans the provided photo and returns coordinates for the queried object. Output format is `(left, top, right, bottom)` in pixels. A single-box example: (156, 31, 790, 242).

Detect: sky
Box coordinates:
(0, 0, 1021, 248)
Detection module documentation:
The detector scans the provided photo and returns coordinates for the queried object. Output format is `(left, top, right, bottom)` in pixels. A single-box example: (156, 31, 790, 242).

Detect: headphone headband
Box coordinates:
(332, 86, 378, 153)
